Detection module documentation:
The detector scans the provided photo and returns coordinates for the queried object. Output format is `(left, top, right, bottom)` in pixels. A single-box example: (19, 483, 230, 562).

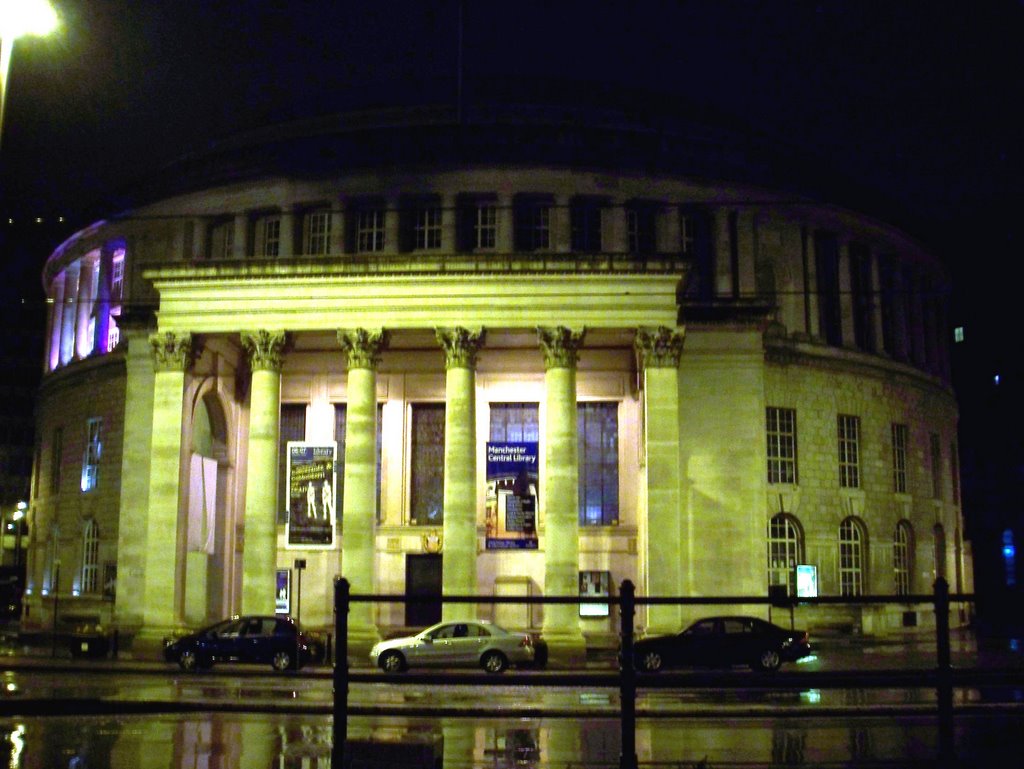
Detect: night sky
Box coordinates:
(1, 1, 1021, 340)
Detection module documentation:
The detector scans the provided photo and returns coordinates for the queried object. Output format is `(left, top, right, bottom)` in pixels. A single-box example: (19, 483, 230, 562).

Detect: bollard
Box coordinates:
(618, 579, 638, 769)
(332, 577, 350, 769)
(934, 577, 954, 766)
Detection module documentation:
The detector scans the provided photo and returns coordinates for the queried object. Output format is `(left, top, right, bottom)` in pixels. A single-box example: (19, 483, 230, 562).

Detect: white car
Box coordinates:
(370, 620, 538, 673)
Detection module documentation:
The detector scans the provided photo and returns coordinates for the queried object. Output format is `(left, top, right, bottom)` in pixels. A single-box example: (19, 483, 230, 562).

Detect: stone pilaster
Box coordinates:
(635, 326, 684, 634)
(240, 330, 287, 615)
(436, 327, 485, 620)
(338, 328, 388, 657)
(538, 326, 587, 666)
(139, 332, 193, 643)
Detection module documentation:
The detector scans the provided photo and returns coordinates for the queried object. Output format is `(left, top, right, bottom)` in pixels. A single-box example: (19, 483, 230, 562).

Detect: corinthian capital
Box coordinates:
(337, 328, 389, 370)
(635, 326, 684, 369)
(241, 330, 287, 372)
(537, 326, 586, 370)
(436, 327, 485, 370)
(150, 332, 194, 372)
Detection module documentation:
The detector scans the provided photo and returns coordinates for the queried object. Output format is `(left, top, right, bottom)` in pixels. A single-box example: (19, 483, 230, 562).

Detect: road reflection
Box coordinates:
(3, 712, 1024, 767)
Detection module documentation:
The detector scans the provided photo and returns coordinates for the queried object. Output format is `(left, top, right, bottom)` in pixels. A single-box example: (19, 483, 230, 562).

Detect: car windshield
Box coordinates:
(682, 619, 716, 637)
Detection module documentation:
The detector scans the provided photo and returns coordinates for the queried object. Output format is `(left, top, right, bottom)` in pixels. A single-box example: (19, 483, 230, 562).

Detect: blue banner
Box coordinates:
(485, 442, 539, 550)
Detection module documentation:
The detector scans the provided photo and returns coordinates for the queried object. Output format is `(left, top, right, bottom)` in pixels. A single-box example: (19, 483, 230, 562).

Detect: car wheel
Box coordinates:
(481, 650, 508, 674)
(638, 650, 663, 672)
(755, 649, 781, 672)
(178, 649, 199, 672)
(271, 650, 293, 672)
(378, 650, 406, 673)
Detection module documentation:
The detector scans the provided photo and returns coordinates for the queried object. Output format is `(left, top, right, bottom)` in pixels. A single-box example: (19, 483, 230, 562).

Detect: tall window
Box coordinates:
(474, 203, 497, 249)
(626, 203, 656, 255)
(814, 231, 842, 346)
(839, 517, 867, 596)
(679, 212, 695, 255)
(410, 404, 445, 524)
(256, 214, 281, 257)
(515, 198, 551, 251)
(892, 423, 908, 493)
(489, 403, 540, 442)
(304, 209, 331, 255)
(768, 514, 804, 596)
(81, 520, 99, 594)
(50, 427, 63, 494)
(950, 440, 960, 506)
(356, 207, 386, 252)
(81, 418, 102, 492)
(894, 520, 913, 596)
(837, 414, 860, 488)
(578, 402, 619, 526)
(930, 433, 943, 499)
(334, 403, 384, 522)
(210, 220, 234, 259)
(848, 243, 875, 352)
(111, 248, 125, 300)
(414, 205, 442, 250)
(766, 407, 797, 484)
(278, 404, 307, 524)
(570, 199, 602, 252)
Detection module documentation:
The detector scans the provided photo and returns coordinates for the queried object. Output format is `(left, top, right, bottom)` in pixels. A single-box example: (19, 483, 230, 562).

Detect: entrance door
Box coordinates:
(405, 554, 442, 628)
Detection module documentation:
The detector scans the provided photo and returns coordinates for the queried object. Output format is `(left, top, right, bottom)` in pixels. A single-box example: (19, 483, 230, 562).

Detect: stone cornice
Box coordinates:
(241, 330, 287, 372)
(338, 328, 388, 370)
(436, 327, 485, 370)
(635, 326, 684, 368)
(150, 332, 194, 373)
(537, 326, 586, 370)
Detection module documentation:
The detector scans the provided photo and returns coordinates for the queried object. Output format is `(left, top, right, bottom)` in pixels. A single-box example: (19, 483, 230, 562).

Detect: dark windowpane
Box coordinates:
(334, 403, 384, 522)
(489, 403, 540, 442)
(278, 404, 306, 523)
(578, 402, 619, 526)
(815, 232, 842, 346)
(411, 404, 445, 524)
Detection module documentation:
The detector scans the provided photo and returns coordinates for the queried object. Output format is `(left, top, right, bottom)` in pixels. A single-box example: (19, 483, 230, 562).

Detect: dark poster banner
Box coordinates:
(286, 442, 336, 549)
(485, 442, 539, 550)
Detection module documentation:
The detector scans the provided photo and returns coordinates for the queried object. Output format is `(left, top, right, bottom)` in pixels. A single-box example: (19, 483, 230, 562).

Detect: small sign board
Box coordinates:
(796, 564, 818, 599)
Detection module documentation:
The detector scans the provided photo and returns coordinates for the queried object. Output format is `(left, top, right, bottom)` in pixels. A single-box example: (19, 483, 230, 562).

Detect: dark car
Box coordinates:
(632, 615, 811, 672)
(163, 615, 315, 672)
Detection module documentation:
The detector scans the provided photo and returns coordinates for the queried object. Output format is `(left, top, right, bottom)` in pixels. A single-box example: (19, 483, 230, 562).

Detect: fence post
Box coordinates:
(619, 579, 638, 769)
(934, 577, 954, 765)
(332, 577, 350, 769)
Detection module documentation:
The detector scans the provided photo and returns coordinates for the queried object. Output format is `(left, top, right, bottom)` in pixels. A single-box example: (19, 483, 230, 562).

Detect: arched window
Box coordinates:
(839, 517, 868, 596)
(81, 520, 99, 594)
(767, 514, 804, 596)
(893, 520, 914, 596)
(1003, 529, 1016, 587)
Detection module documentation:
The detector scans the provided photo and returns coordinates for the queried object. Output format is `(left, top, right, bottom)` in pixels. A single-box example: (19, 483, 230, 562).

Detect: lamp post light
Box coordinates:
(13, 501, 26, 569)
(0, 0, 59, 149)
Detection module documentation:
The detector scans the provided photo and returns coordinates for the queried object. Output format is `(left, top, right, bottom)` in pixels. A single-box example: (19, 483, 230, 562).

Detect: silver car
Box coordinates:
(369, 620, 536, 673)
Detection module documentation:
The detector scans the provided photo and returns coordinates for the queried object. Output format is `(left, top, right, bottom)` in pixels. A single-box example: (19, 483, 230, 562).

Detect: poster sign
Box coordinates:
(485, 442, 539, 549)
(579, 570, 611, 617)
(286, 442, 337, 549)
(276, 569, 290, 614)
(796, 564, 818, 599)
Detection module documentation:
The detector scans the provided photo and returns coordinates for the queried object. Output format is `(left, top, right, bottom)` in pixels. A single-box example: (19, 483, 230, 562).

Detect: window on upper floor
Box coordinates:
(626, 201, 657, 255)
(81, 417, 102, 492)
(839, 516, 867, 596)
(277, 404, 307, 524)
(111, 248, 125, 300)
(489, 403, 540, 443)
(457, 195, 498, 251)
(892, 423, 909, 493)
(209, 220, 234, 260)
(838, 414, 861, 489)
(814, 231, 842, 346)
(514, 196, 551, 251)
(767, 513, 804, 597)
(410, 403, 445, 525)
(256, 214, 282, 257)
(766, 407, 797, 485)
(355, 207, 386, 253)
(578, 402, 619, 526)
(849, 242, 876, 352)
(303, 208, 331, 255)
(412, 203, 442, 250)
(570, 198, 603, 252)
(81, 520, 99, 594)
(894, 520, 913, 596)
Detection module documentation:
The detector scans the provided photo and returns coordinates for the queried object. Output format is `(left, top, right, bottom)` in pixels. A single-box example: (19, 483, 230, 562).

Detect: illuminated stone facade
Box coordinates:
(22, 108, 969, 658)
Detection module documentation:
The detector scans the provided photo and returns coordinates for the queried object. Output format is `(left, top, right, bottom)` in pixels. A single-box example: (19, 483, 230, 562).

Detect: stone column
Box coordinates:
(338, 328, 388, 655)
(232, 214, 248, 259)
(47, 272, 65, 371)
(440, 193, 458, 252)
(538, 326, 586, 666)
(635, 326, 684, 634)
(59, 262, 79, 365)
(437, 327, 484, 621)
(278, 208, 296, 258)
(497, 193, 514, 252)
(93, 245, 114, 355)
(113, 320, 157, 633)
(75, 256, 96, 358)
(240, 330, 287, 615)
(140, 332, 193, 642)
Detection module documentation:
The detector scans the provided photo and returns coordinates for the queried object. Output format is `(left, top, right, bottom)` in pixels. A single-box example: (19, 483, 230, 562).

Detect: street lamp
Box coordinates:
(12, 501, 26, 569)
(0, 0, 59, 149)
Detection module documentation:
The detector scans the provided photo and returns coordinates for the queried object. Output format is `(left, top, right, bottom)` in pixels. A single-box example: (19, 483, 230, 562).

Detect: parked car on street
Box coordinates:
(370, 620, 539, 673)
(631, 615, 811, 672)
(163, 615, 316, 672)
